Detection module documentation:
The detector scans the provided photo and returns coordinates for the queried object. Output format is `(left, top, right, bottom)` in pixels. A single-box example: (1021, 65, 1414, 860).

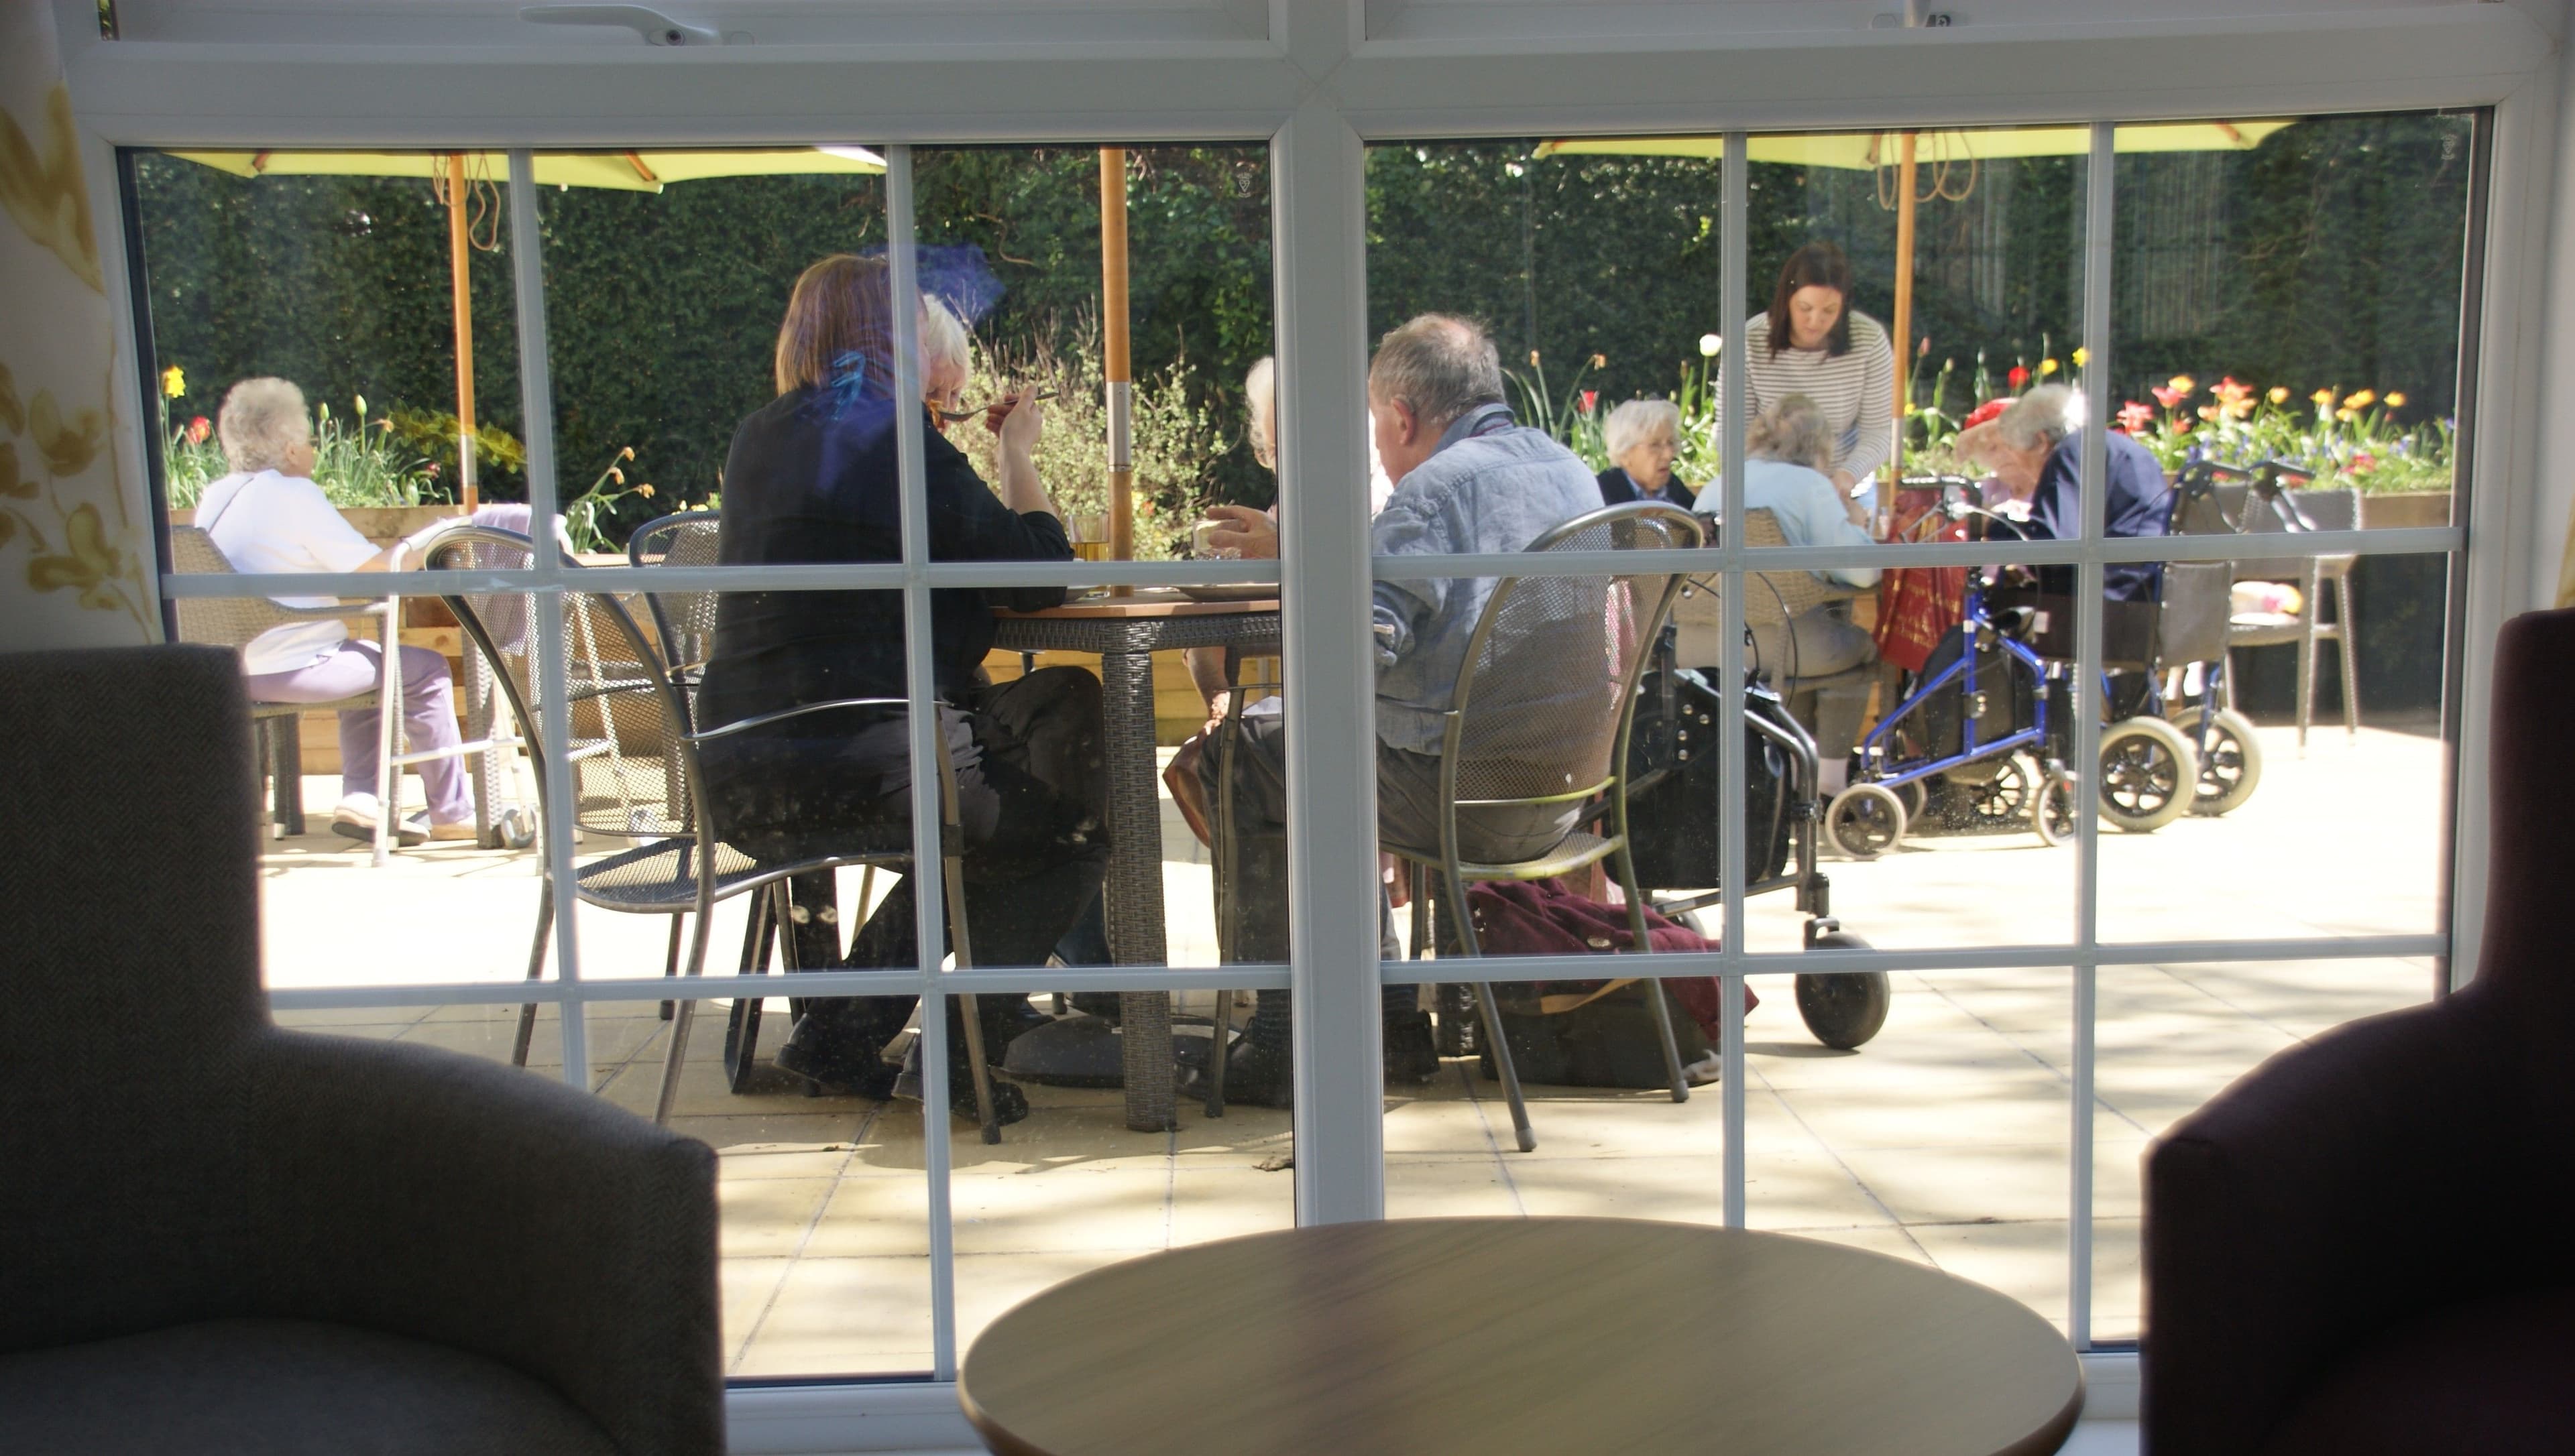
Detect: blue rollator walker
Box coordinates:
(1821, 475, 2210, 857)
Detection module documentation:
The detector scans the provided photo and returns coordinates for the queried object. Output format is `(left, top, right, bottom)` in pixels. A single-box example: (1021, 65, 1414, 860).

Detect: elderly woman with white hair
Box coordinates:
(195, 377, 475, 844)
(1959, 381, 2169, 601)
(1735, 393, 1884, 793)
(1594, 397, 1697, 508)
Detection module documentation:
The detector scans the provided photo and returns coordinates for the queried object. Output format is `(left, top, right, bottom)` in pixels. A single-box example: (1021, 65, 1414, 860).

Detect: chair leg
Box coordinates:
(653, 900, 720, 1126)
(2294, 621, 2317, 751)
(1446, 868, 1536, 1153)
(1617, 847, 1689, 1105)
(659, 914, 684, 1021)
(943, 857, 1003, 1146)
(724, 886, 777, 1095)
(1202, 990, 1235, 1120)
(1204, 711, 1243, 1120)
(514, 878, 554, 1068)
(2335, 573, 2361, 741)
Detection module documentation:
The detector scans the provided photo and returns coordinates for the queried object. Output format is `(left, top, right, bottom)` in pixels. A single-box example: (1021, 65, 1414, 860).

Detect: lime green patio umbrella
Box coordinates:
(1534, 122, 2293, 470)
(170, 147, 887, 506)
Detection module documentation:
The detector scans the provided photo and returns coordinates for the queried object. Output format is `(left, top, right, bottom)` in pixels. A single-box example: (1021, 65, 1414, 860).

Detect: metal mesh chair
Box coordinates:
(426, 526, 1010, 1143)
(1209, 503, 1703, 1150)
(626, 511, 724, 682)
(168, 524, 398, 851)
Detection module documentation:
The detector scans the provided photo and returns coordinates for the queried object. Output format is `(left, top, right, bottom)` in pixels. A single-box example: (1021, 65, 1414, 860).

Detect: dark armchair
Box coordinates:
(0, 646, 723, 1455)
(2142, 607, 2575, 1455)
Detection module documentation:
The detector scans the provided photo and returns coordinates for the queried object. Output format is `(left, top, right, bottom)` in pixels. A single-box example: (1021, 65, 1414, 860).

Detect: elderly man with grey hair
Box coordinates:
(1202, 313, 1608, 1107)
(1963, 381, 2169, 601)
(1595, 397, 1697, 508)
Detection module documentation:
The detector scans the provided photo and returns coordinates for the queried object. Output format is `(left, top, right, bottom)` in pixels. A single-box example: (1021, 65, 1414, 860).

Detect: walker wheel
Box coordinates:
(1798, 930, 1891, 1050)
(2177, 706, 2264, 817)
(496, 805, 537, 850)
(1824, 783, 1907, 860)
(2098, 716, 2196, 833)
(2032, 766, 2077, 846)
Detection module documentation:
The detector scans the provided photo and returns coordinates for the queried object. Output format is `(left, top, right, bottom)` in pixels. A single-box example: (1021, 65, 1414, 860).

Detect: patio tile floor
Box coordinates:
(264, 720, 2441, 1376)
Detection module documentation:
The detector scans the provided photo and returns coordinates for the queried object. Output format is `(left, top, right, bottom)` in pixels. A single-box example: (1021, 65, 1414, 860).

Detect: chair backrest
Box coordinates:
(167, 525, 317, 652)
(626, 511, 724, 676)
(2478, 607, 2575, 1020)
(1664, 507, 1855, 674)
(429, 527, 703, 842)
(1445, 502, 1702, 806)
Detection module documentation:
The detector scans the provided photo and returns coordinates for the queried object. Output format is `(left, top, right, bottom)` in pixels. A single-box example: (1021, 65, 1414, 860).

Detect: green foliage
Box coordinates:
(558, 444, 657, 554)
(2115, 377, 2450, 493)
(382, 406, 525, 486)
(160, 387, 442, 509)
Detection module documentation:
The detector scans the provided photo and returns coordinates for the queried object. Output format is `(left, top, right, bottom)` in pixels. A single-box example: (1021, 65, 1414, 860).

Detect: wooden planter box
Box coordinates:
(2358, 490, 2452, 530)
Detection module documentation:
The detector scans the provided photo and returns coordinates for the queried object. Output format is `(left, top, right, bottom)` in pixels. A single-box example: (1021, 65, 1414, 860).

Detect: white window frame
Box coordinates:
(66, 1, 2554, 1447)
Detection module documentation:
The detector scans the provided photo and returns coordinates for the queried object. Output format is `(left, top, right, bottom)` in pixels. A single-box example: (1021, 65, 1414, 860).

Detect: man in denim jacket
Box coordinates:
(1206, 314, 1605, 1106)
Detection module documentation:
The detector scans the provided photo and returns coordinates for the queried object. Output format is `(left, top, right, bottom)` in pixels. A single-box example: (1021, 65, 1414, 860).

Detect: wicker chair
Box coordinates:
(1667, 506, 1872, 688)
(426, 526, 1012, 1143)
(2211, 483, 2362, 746)
(1208, 503, 1704, 1152)
(168, 525, 402, 857)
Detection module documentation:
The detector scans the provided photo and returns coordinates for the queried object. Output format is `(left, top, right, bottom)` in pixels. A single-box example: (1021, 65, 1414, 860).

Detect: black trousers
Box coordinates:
(711, 667, 1111, 1059)
(1203, 713, 1580, 1052)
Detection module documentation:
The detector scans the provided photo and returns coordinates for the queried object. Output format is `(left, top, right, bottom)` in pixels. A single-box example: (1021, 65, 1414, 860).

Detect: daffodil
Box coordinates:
(2039, 359, 2059, 377)
(2071, 347, 2089, 369)
(161, 366, 185, 399)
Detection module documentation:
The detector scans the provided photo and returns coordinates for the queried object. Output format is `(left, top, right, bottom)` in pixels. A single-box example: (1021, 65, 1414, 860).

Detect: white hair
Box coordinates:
(1996, 383, 2081, 452)
(1368, 314, 1505, 430)
(1245, 355, 1277, 470)
(1747, 393, 1836, 473)
(919, 296, 970, 404)
(216, 377, 312, 474)
(1603, 397, 1680, 459)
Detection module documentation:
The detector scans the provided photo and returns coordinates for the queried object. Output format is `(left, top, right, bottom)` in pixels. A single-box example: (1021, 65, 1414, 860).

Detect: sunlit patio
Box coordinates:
(264, 716, 2441, 1377)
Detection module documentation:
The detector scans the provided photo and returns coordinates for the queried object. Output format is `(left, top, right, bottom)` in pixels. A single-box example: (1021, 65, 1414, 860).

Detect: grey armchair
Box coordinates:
(0, 645, 723, 1455)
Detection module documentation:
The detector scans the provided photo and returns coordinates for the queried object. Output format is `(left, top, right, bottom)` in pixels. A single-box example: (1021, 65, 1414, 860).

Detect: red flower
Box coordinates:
(186, 415, 211, 444)
(2150, 385, 2185, 410)
(1962, 399, 2008, 430)
(2007, 365, 2030, 390)
(2116, 401, 2156, 433)
(1580, 389, 1598, 414)
(2351, 452, 2377, 474)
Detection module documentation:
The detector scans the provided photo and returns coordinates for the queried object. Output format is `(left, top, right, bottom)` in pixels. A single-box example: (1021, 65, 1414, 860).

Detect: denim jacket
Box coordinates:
(1371, 403, 1607, 753)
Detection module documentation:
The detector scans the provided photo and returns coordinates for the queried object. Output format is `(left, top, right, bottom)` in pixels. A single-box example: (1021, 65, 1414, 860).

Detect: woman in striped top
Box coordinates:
(1718, 240, 1896, 508)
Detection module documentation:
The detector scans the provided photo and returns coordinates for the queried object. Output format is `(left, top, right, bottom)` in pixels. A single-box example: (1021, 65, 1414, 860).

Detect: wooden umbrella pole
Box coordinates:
(446, 153, 480, 511)
(1100, 147, 1134, 588)
(1890, 131, 1918, 479)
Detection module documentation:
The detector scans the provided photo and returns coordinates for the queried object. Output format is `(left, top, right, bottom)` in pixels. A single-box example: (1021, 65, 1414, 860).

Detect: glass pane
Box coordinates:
(943, 985, 1294, 1356)
(2090, 549, 2450, 941)
(2089, 957, 2437, 1343)
(131, 148, 524, 560)
(2110, 113, 2470, 532)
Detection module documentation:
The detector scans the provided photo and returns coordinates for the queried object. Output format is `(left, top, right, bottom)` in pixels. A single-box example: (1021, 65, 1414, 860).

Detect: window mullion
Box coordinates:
(1717, 131, 1750, 1231)
(2068, 119, 2116, 1353)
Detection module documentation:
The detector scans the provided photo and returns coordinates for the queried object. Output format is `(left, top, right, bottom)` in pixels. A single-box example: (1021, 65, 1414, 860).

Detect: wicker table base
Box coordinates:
(994, 595, 1281, 1132)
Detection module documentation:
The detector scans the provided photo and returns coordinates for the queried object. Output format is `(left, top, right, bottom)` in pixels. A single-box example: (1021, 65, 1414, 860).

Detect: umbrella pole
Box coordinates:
(1100, 147, 1133, 589)
(1890, 131, 1918, 479)
(446, 153, 479, 511)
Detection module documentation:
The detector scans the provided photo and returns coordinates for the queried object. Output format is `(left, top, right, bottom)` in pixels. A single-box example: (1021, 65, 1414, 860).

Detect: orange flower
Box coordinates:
(2311, 387, 2337, 410)
(2268, 386, 2291, 405)
(2343, 389, 2377, 410)
(2167, 374, 2197, 395)
(2385, 391, 2408, 408)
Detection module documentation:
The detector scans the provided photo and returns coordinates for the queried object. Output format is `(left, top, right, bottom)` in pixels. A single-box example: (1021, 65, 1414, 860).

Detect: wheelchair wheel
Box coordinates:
(2032, 766, 2077, 846)
(1894, 778, 1929, 825)
(2097, 717, 2195, 833)
(1798, 930, 1890, 1050)
(1825, 783, 1907, 859)
(2176, 706, 2263, 817)
(1963, 754, 2036, 831)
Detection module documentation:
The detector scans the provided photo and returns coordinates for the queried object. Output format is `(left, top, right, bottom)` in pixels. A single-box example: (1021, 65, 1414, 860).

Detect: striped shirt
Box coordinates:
(1719, 310, 1897, 484)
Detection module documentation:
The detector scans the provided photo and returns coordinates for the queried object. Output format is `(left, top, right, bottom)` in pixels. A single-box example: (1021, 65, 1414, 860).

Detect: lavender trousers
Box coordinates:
(244, 639, 474, 825)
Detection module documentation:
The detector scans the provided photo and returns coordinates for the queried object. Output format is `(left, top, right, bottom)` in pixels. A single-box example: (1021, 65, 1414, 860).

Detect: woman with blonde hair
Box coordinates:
(693, 253, 1102, 1123)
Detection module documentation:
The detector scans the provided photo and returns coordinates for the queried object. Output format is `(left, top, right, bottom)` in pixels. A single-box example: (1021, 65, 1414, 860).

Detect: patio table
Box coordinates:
(992, 591, 1281, 1132)
(960, 1217, 2084, 1456)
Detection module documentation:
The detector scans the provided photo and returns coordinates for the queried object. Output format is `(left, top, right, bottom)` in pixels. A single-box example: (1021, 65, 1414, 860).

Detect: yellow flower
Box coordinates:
(2071, 347, 2089, 369)
(1529, 351, 1541, 367)
(1591, 353, 1607, 369)
(608, 467, 624, 484)
(2268, 386, 2291, 404)
(2343, 389, 2376, 410)
(2336, 407, 2358, 422)
(2039, 359, 2060, 377)
(2197, 404, 2220, 422)
(619, 446, 636, 461)
(2311, 387, 2336, 409)
(161, 365, 186, 399)
(636, 483, 654, 498)
(25, 503, 126, 612)
(2385, 391, 2407, 408)
(2168, 375, 2196, 395)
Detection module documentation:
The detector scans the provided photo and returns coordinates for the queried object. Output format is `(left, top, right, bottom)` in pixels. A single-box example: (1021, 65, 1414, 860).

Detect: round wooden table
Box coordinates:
(959, 1217, 2083, 1456)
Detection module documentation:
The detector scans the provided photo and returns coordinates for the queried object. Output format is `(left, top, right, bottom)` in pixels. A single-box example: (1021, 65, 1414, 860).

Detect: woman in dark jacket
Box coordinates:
(695, 253, 1105, 1123)
(1593, 397, 1697, 509)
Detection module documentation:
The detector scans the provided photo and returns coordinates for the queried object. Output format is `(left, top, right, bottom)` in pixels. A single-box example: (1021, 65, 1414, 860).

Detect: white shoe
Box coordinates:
(1681, 1050, 1723, 1086)
(331, 793, 427, 847)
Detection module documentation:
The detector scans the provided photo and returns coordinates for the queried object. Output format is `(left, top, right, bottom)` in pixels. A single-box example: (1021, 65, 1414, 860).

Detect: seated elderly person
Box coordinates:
(1594, 397, 1697, 509)
(1962, 382, 2169, 601)
(196, 377, 475, 846)
(1203, 314, 1609, 1107)
(1739, 394, 1882, 795)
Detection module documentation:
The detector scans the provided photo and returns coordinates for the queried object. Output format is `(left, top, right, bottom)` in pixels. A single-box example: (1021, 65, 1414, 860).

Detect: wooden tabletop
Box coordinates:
(996, 587, 1279, 620)
(959, 1217, 2082, 1456)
